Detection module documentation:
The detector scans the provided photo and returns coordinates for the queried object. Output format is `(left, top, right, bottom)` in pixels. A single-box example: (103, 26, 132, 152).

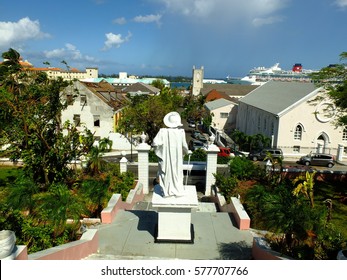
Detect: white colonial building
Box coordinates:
(61, 80, 131, 150)
(236, 81, 347, 159)
(204, 98, 238, 132)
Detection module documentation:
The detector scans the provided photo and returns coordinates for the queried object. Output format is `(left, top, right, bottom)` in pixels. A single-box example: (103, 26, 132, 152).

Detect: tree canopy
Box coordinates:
(311, 52, 347, 126)
(117, 87, 183, 144)
(0, 48, 94, 188)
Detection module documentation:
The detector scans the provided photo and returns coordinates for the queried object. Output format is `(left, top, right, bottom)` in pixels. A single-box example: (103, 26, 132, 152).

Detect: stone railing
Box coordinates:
(28, 229, 98, 260)
(101, 181, 144, 224)
(212, 190, 250, 230)
(252, 237, 291, 260)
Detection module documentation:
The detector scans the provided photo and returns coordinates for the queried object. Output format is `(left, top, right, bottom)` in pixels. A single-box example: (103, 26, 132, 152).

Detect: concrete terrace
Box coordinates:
(84, 191, 254, 260)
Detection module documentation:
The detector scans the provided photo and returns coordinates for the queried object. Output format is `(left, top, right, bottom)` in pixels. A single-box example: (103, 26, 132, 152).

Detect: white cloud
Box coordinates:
(133, 14, 162, 25)
(0, 17, 49, 48)
(113, 17, 127, 25)
(44, 43, 97, 62)
(102, 32, 132, 50)
(153, 0, 289, 26)
(335, 0, 347, 8)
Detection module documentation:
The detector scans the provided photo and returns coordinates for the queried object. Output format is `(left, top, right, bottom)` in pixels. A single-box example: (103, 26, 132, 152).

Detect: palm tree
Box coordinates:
(6, 176, 40, 215)
(98, 137, 112, 152)
(80, 178, 110, 217)
(37, 183, 86, 237)
(249, 183, 323, 255)
(85, 137, 112, 175)
(292, 171, 317, 208)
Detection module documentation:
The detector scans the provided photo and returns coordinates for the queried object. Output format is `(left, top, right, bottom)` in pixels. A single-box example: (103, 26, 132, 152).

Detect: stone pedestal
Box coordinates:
(205, 143, 220, 196)
(337, 144, 344, 162)
(119, 151, 128, 173)
(137, 133, 151, 194)
(152, 185, 198, 243)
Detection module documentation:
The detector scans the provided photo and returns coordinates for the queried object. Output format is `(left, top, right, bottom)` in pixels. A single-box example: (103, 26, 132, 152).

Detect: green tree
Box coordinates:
(118, 87, 183, 143)
(230, 130, 270, 152)
(6, 176, 40, 215)
(151, 79, 165, 91)
(85, 137, 113, 175)
(311, 52, 347, 126)
(80, 177, 111, 217)
(245, 183, 326, 258)
(228, 156, 262, 181)
(0, 49, 94, 187)
(182, 94, 210, 126)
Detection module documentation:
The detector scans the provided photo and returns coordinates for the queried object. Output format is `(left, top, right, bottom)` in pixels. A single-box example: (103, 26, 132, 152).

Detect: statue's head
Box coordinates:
(163, 111, 183, 128)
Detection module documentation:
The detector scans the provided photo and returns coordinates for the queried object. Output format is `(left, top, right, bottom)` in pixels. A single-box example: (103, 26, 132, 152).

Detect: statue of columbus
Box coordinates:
(153, 112, 190, 197)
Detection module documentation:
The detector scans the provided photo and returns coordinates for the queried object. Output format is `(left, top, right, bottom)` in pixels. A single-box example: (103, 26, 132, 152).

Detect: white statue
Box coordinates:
(153, 112, 190, 197)
(0, 230, 16, 259)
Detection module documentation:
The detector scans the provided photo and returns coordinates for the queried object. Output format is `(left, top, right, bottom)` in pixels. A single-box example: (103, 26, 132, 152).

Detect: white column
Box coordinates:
(205, 136, 219, 196)
(337, 144, 344, 162)
(317, 143, 323, 154)
(119, 151, 128, 173)
(137, 133, 151, 194)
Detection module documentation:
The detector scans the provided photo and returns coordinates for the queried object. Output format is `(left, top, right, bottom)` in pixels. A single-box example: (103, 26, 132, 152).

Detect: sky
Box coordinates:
(0, 0, 346, 78)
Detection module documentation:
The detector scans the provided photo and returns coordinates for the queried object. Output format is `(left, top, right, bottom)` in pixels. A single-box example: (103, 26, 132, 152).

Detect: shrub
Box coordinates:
(184, 149, 207, 162)
(214, 173, 238, 203)
(228, 157, 263, 180)
(110, 171, 135, 200)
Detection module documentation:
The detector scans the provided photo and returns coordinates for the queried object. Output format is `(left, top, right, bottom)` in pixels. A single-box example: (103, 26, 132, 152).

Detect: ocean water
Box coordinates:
(170, 82, 191, 89)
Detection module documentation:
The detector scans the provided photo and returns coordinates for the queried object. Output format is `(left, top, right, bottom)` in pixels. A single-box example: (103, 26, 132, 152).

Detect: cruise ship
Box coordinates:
(240, 63, 316, 85)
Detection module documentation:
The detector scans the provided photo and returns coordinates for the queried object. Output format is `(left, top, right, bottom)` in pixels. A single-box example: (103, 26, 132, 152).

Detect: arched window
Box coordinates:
(294, 125, 302, 140)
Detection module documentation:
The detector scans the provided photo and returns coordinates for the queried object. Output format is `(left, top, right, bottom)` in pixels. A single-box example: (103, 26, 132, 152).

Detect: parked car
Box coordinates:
(191, 130, 208, 143)
(248, 148, 283, 161)
(188, 140, 207, 151)
(298, 153, 335, 168)
(218, 147, 245, 158)
(187, 118, 196, 128)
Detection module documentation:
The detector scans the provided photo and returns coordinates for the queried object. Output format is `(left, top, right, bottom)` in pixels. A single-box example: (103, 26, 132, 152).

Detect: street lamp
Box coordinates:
(130, 125, 134, 162)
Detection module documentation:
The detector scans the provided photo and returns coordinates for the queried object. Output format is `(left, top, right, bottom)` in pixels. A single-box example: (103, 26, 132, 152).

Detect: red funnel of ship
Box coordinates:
(292, 63, 302, 72)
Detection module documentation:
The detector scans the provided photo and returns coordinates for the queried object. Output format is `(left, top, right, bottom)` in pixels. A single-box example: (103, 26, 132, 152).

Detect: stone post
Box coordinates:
(337, 144, 344, 162)
(137, 132, 151, 194)
(205, 135, 220, 196)
(119, 151, 128, 173)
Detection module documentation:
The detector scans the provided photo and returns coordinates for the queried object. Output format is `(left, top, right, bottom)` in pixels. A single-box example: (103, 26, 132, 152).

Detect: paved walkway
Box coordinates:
(85, 193, 254, 260)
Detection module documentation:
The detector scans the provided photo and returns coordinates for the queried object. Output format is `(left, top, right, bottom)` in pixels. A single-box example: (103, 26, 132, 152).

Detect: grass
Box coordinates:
(314, 179, 347, 240)
(0, 166, 23, 185)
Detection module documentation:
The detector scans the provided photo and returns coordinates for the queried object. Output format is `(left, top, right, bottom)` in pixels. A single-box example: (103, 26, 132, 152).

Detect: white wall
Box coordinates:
(61, 82, 114, 140)
(210, 104, 237, 131)
(277, 93, 344, 156)
(236, 91, 346, 158)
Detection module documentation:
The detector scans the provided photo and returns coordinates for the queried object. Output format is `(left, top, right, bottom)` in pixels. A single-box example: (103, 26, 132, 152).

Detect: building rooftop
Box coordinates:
(239, 81, 318, 115)
(204, 98, 236, 111)
(201, 84, 258, 97)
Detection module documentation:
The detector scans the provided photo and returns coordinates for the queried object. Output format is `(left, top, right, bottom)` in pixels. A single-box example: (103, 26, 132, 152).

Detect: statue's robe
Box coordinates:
(153, 128, 189, 197)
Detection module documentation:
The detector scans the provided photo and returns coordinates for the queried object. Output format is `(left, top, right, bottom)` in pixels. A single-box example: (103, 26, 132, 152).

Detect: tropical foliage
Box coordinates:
(0, 48, 94, 188)
(212, 147, 345, 259)
(214, 157, 263, 203)
(230, 130, 271, 152)
(310, 51, 347, 126)
(0, 49, 135, 253)
(181, 93, 212, 128)
(117, 86, 183, 144)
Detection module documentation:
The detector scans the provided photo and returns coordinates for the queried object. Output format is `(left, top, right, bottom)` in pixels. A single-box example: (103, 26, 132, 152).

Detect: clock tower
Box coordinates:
(192, 66, 204, 96)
